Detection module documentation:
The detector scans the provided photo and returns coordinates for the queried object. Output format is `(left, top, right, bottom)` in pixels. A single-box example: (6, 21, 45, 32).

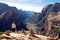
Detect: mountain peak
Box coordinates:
(55, 2, 60, 5)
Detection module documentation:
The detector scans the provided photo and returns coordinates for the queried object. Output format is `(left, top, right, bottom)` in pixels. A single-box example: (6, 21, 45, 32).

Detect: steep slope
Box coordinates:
(27, 3, 60, 34)
(36, 3, 60, 28)
(37, 3, 60, 37)
(0, 3, 34, 31)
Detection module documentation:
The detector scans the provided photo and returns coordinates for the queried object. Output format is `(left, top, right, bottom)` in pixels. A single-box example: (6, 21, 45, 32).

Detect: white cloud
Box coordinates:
(0, 1, 43, 12)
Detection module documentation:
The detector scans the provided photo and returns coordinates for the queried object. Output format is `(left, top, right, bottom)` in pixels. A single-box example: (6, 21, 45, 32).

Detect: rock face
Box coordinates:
(38, 3, 60, 27)
(26, 3, 60, 37)
(0, 3, 34, 31)
(45, 15, 60, 38)
(38, 3, 60, 38)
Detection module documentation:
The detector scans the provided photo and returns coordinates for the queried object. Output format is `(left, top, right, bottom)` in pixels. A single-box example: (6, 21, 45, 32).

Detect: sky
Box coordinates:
(0, 0, 60, 12)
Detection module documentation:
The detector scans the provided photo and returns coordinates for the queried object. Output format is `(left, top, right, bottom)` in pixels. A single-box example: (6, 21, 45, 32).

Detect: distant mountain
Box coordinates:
(0, 3, 34, 31)
(28, 12, 40, 24)
(26, 12, 41, 32)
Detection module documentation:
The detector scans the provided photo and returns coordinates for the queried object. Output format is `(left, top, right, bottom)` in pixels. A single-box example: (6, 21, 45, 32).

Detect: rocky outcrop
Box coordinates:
(41, 3, 60, 38)
(0, 30, 59, 40)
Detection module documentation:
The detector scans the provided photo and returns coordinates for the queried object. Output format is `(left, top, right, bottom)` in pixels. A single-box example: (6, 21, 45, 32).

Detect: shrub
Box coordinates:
(0, 32, 4, 35)
(29, 28, 35, 36)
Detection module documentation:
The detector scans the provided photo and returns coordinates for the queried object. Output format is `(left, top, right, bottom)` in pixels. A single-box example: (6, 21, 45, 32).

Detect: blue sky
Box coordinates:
(0, 0, 60, 12)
